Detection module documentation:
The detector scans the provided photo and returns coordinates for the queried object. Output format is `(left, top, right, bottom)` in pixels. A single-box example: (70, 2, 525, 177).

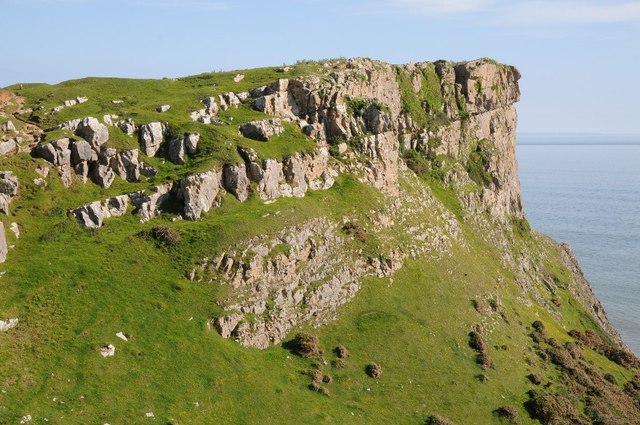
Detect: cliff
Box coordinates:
(0, 58, 637, 424)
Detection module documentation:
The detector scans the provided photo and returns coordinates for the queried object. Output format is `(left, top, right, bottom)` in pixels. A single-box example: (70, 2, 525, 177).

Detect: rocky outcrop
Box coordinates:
(32, 133, 156, 189)
(179, 169, 223, 220)
(0, 221, 7, 263)
(72, 195, 129, 228)
(139, 122, 165, 157)
(239, 119, 284, 141)
(130, 183, 173, 223)
(168, 133, 199, 165)
(0, 171, 19, 215)
(75, 117, 109, 150)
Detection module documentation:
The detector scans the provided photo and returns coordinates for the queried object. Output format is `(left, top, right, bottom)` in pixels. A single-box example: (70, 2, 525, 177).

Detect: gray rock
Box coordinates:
(0, 222, 7, 263)
(184, 133, 199, 154)
(75, 117, 109, 150)
(139, 122, 165, 157)
(239, 119, 284, 141)
(179, 169, 221, 220)
(1, 120, 16, 132)
(90, 163, 116, 189)
(116, 119, 136, 136)
(168, 138, 185, 165)
(32, 143, 57, 164)
(0, 172, 19, 198)
(64, 99, 77, 107)
(72, 195, 129, 228)
(70, 139, 96, 165)
(0, 318, 18, 332)
(156, 104, 171, 113)
(9, 222, 19, 239)
(222, 164, 249, 202)
(0, 140, 17, 157)
(130, 183, 173, 222)
(222, 92, 241, 108)
(76, 96, 88, 104)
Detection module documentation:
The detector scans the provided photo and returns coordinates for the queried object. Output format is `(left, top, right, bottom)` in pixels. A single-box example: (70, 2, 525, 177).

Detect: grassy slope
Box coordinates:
(0, 167, 633, 424)
(0, 63, 637, 424)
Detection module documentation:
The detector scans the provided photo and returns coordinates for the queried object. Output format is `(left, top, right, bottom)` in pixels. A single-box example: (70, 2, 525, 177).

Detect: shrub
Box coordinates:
(332, 358, 346, 369)
(469, 327, 487, 352)
(365, 363, 383, 378)
(342, 221, 366, 243)
(290, 333, 320, 358)
(527, 373, 542, 385)
(495, 405, 518, 423)
(425, 415, 456, 425)
(477, 353, 494, 370)
(150, 225, 181, 248)
(335, 345, 349, 359)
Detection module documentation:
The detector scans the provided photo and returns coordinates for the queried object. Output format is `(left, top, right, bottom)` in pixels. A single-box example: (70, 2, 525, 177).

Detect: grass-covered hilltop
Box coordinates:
(0, 57, 639, 424)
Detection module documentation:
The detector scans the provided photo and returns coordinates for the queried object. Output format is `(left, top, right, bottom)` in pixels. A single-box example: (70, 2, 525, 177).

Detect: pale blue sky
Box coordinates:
(2, 0, 639, 134)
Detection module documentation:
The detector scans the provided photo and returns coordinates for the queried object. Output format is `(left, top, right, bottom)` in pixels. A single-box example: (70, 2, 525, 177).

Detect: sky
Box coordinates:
(2, 0, 639, 134)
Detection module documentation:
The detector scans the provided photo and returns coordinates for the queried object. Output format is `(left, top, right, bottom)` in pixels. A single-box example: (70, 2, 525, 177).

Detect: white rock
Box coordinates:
(111, 100, 124, 104)
(116, 332, 128, 341)
(233, 74, 245, 82)
(0, 318, 18, 332)
(20, 414, 32, 424)
(145, 412, 154, 418)
(156, 104, 171, 113)
(76, 96, 88, 104)
(9, 222, 19, 239)
(64, 99, 77, 107)
(100, 344, 115, 357)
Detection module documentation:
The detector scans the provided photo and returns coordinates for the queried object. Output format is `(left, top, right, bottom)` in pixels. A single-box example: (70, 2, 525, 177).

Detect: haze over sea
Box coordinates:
(517, 134, 640, 354)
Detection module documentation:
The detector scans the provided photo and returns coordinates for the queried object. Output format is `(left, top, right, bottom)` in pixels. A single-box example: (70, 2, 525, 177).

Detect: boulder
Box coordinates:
(75, 117, 109, 150)
(90, 163, 115, 188)
(70, 139, 96, 165)
(0, 222, 7, 263)
(0, 318, 18, 332)
(233, 74, 245, 82)
(130, 183, 173, 222)
(100, 344, 115, 357)
(239, 119, 284, 141)
(72, 195, 129, 228)
(9, 222, 19, 239)
(139, 122, 165, 157)
(222, 92, 241, 108)
(0, 171, 19, 198)
(222, 164, 249, 202)
(184, 133, 199, 154)
(168, 138, 185, 165)
(1, 120, 16, 132)
(32, 142, 57, 164)
(179, 169, 221, 220)
(0, 140, 17, 157)
(64, 99, 77, 107)
(116, 119, 136, 136)
(76, 96, 88, 104)
(156, 104, 171, 113)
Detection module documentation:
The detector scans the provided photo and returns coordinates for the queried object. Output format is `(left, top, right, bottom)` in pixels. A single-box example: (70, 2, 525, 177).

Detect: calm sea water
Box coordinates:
(516, 136, 640, 354)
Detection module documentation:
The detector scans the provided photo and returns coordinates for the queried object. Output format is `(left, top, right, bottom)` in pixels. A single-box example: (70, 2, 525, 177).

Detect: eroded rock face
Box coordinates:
(139, 122, 165, 157)
(0, 171, 19, 215)
(130, 183, 173, 223)
(75, 117, 109, 150)
(179, 169, 222, 220)
(72, 195, 129, 228)
(0, 221, 7, 263)
(222, 164, 249, 202)
(239, 118, 284, 141)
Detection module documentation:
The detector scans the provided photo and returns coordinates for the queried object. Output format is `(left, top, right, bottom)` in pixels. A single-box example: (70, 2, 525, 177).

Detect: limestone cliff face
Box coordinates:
(251, 57, 523, 220)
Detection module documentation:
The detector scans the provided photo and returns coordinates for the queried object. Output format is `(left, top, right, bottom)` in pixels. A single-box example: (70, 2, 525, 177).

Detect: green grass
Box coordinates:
(0, 63, 636, 424)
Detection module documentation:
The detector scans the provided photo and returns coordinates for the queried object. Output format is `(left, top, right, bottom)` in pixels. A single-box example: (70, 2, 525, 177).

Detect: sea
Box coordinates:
(516, 133, 640, 354)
